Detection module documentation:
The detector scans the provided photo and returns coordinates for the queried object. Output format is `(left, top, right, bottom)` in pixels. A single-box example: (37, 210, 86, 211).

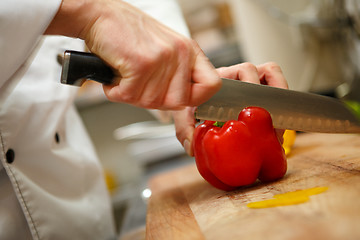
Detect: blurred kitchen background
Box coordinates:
(73, 0, 360, 238)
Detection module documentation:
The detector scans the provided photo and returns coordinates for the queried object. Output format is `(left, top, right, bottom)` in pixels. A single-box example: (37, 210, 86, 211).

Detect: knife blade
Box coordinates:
(195, 78, 360, 133)
(60, 50, 360, 133)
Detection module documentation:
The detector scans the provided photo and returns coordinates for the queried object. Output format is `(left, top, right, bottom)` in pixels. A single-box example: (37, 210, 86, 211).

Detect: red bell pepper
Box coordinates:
(193, 106, 287, 191)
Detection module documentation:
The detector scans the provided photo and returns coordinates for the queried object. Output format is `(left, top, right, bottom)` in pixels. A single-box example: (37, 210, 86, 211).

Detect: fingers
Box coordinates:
(256, 62, 288, 89)
(216, 62, 288, 89)
(189, 46, 222, 106)
(172, 107, 197, 156)
(217, 62, 260, 84)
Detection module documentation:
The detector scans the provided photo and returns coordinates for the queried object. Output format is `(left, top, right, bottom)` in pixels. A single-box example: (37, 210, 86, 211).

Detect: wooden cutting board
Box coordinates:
(145, 133, 360, 240)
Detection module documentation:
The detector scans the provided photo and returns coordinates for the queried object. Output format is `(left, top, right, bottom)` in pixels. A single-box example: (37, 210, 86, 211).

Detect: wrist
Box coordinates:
(45, 0, 101, 38)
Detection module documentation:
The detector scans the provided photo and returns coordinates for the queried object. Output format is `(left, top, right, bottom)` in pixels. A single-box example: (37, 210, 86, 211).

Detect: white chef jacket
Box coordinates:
(0, 0, 189, 240)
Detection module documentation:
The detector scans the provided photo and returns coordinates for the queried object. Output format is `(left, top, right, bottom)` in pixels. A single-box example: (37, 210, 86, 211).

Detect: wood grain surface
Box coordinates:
(145, 133, 360, 240)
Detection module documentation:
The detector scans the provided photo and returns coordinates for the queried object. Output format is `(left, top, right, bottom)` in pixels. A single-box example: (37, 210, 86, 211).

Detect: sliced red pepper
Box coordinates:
(193, 106, 287, 191)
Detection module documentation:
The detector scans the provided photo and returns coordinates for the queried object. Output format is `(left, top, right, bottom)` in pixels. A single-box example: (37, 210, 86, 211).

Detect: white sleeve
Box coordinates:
(124, 0, 190, 38)
(0, 0, 62, 91)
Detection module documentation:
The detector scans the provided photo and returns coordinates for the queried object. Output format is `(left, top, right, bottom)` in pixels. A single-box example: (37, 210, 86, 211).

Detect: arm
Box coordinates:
(0, 0, 62, 96)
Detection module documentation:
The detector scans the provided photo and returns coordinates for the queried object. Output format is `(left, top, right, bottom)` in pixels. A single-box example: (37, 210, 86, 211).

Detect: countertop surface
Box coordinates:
(145, 133, 360, 240)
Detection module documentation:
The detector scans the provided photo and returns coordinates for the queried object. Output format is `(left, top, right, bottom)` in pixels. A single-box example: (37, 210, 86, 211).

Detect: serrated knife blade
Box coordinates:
(195, 78, 360, 133)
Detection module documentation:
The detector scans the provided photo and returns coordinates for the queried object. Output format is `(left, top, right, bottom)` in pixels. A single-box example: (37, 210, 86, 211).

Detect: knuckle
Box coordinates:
(175, 128, 184, 141)
(118, 93, 138, 104)
(135, 55, 155, 71)
(175, 37, 194, 60)
(160, 43, 174, 60)
(241, 62, 257, 71)
(136, 45, 174, 70)
(190, 39, 201, 53)
(265, 61, 282, 72)
(175, 37, 190, 52)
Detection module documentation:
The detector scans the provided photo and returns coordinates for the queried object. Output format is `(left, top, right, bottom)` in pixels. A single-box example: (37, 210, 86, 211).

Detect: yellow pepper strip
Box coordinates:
(247, 186, 328, 209)
(274, 186, 328, 199)
(282, 130, 296, 156)
(247, 195, 309, 209)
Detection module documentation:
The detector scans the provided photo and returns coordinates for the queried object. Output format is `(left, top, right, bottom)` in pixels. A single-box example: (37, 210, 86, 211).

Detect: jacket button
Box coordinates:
(6, 149, 15, 164)
(55, 132, 60, 143)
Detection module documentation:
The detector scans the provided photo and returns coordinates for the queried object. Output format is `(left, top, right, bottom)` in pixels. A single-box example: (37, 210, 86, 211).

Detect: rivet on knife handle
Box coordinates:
(61, 50, 115, 86)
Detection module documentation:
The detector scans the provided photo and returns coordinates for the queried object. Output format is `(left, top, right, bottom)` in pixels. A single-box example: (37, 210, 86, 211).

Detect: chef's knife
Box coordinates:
(61, 50, 360, 133)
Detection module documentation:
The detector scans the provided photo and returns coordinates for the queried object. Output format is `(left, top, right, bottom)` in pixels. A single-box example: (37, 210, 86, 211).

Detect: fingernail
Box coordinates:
(183, 139, 193, 157)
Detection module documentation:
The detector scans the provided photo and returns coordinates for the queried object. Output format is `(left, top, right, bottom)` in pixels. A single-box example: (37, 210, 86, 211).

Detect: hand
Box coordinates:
(46, 0, 221, 110)
(173, 62, 289, 156)
(216, 62, 288, 89)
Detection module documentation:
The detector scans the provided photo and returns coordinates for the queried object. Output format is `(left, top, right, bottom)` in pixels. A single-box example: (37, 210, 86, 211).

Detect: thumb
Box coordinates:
(189, 49, 221, 106)
(172, 107, 197, 156)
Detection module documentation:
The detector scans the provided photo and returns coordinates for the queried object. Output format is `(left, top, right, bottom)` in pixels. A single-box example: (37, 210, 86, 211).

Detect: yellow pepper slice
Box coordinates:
(282, 130, 296, 156)
(247, 186, 328, 209)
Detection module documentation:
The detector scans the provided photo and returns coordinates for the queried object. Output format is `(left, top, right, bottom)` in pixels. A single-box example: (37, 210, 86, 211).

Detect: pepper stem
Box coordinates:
(213, 121, 226, 127)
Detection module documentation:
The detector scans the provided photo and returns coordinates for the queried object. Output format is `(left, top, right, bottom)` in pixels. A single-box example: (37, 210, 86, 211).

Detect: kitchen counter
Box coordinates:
(145, 132, 360, 240)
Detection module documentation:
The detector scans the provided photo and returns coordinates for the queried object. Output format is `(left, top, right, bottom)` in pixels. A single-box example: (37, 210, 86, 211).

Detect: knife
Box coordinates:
(60, 50, 360, 133)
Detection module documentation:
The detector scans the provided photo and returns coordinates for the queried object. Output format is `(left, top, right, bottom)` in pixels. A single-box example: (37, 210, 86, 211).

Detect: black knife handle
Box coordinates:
(61, 50, 115, 86)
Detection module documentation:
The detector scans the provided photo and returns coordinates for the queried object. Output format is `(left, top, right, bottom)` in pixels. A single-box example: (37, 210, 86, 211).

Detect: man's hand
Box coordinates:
(173, 62, 289, 156)
(46, 0, 221, 110)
